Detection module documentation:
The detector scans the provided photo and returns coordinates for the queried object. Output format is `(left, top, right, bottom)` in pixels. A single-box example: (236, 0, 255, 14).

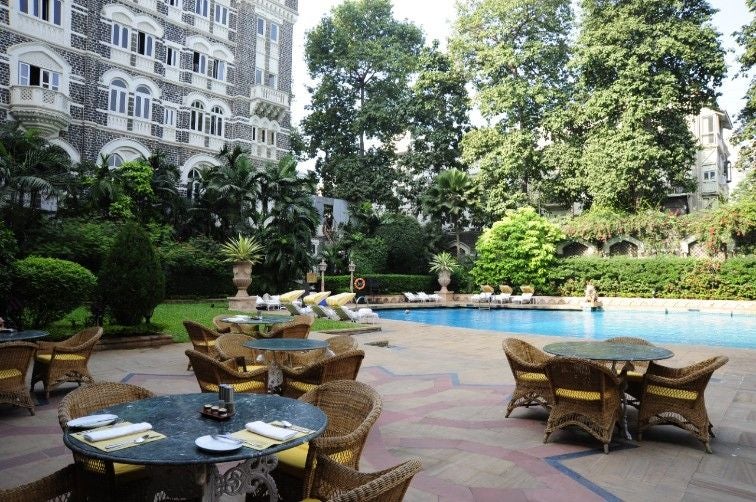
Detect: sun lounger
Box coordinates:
(333, 305, 379, 324)
(511, 292, 534, 304)
(417, 292, 440, 302)
(283, 302, 313, 316)
(403, 292, 421, 303)
(311, 304, 340, 320)
(493, 293, 511, 304)
(256, 294, 282, 310)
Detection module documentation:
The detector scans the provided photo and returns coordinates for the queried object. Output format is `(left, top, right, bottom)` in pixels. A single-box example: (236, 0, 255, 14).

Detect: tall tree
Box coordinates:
(398, 41, 471, 212)
(450, 0, 573, 218)
(559, 0, 726, 211)
(733, 0, 756, 172)
(303, 0, 424, 205)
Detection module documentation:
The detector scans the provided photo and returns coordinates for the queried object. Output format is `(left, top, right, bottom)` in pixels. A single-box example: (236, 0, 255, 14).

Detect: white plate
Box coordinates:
(195, 435, 243, 453)
(67, 414, 119, 429)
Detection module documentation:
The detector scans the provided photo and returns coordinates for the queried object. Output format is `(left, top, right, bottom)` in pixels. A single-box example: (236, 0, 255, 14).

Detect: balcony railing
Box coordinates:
(250, 85, 290, 121)
(107, 114, 128, 131)
(9, 85, 71, 137)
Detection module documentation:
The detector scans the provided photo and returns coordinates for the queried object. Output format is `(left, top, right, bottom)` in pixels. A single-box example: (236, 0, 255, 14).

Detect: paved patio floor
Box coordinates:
(1, 318, 755, 501)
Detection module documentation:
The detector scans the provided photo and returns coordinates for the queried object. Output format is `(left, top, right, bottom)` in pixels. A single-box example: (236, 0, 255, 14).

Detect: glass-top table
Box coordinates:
(245, 339, 329, 392)
(0, 329, 48, 343)
(63, 393, 327, 500)
(222, 315, 294, 326)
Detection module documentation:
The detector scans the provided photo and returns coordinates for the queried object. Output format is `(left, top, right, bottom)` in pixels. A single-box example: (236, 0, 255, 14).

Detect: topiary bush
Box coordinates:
(99, 223, 165, 325)
(11, 256, 96, 328)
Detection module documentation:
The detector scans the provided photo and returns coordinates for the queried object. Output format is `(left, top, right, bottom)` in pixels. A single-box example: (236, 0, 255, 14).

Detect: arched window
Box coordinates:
(107, 153, 124, 168)
(108, 78, 128, 114)
(186, 168, 202, 200)
(190, 101, 205, 132)
(111, 22, 130, 49)
(209, 105, 223, 136)
(133, 85, 151, 119)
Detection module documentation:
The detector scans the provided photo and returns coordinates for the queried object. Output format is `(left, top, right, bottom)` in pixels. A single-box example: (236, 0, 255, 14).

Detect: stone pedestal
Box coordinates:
(228, 296, 258, 312)
(436, 290, 455, 303)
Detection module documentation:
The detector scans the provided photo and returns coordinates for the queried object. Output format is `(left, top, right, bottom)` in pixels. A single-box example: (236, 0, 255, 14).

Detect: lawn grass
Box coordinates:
(48, 302, 354, 342)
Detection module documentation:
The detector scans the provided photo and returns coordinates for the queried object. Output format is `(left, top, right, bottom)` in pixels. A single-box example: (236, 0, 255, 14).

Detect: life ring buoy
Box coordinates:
(354, 277, 366, 291)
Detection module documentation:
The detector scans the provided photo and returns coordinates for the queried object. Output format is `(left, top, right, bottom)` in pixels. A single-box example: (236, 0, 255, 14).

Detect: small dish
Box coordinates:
(195, 434, 243, 452)
(67, 414, 119, 429)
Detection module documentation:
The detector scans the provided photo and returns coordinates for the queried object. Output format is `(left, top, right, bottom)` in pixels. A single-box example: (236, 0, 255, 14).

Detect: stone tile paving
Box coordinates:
(0, 318, 755, 501)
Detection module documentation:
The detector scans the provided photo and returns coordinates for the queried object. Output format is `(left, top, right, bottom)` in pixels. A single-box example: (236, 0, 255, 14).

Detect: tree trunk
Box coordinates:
(359, 84, 365, 157)
(455, 223, 461, 260)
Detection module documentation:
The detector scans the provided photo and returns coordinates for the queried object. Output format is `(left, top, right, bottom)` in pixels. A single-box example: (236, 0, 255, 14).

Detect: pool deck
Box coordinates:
(1, 319, 755, 501)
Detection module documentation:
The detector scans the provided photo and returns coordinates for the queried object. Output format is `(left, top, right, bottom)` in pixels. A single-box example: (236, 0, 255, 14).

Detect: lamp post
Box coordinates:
(318, 259, 327, 292)
(348, 260, 356, 293)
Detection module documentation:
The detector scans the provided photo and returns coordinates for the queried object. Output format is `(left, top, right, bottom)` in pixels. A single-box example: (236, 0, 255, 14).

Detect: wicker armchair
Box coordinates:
(57, 382, 157, 500)
(327, 335, 358, 355)
(212, 314, 240, 334)
(0, 464, 76, 502)
(31, 327, 102, 399)
(281, 349, 364, 398)
(0, 341, 36, 415)
(605, 336, 655, 406)
(544, 357, 623, 454)
(638, 356, 728, 453)
(215, 333, 266, 371)
(267, 314, 314, 339)
(286, 335, 359, 369)
(276, 380, 383, 497)
(185, 349, 267, 393)
(502, 338, 552, 417)
(305, 454, 422, 502)
(183, 320, 222, 370)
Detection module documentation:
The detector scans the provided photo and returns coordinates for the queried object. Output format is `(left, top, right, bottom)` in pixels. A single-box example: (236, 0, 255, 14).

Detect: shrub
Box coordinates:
(325, 274, 436, 294)
(99, 223, 165, 325)
(159, 238, 233, 298)
(0, 224, 17, 314)
(351, 237, 388, 274)
(12, 257, 96, 328)
(375, 215, 428, 274)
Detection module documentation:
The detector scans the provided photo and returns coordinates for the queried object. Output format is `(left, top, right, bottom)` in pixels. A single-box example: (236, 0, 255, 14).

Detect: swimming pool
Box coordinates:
(378, 308, 756, 349)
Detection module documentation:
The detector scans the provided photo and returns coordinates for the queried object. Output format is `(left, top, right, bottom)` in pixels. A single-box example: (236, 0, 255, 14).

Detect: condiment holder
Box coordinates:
(199, 384, 236, 420)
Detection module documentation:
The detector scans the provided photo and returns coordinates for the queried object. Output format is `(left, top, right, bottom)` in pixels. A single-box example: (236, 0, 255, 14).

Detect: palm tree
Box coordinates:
(422, 168, 479, 259)
(202, 145, 260, 235)
(143, 151, 182, 225)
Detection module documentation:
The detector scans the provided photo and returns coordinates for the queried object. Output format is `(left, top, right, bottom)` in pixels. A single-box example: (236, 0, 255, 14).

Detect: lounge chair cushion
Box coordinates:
(35, 353, 87, 363)
(646, 384, 698, 400)
(326, 293, 356, 306)
(0, 369, 22, 380)
(517, 371, 548, 382)
(280, 290, 306, 303)
(555, 388, 601, 401)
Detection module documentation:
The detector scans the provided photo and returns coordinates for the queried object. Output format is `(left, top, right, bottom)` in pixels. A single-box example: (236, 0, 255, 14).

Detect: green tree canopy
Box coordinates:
(733, 0, 756, 172)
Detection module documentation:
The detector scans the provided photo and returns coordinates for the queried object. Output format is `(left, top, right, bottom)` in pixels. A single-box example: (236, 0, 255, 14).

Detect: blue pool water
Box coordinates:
(378, 308, 756, 349)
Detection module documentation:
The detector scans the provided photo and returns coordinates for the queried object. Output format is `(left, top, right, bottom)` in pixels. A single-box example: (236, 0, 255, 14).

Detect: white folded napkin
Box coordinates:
(245, 421, 297, 441)
(83, 422, 152, 442)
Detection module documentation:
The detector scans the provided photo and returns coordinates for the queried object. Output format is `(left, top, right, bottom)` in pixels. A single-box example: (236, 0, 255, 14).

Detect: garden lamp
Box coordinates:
(348, 260, 356, 292)
(319, 259, 327, 292)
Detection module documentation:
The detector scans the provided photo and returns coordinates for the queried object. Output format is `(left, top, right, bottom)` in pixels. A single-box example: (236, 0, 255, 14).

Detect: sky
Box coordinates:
(290, 0, 753, 128)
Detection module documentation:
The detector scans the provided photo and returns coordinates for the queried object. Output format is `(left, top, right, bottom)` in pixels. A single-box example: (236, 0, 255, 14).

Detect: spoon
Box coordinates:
(105, 433, 151, 450)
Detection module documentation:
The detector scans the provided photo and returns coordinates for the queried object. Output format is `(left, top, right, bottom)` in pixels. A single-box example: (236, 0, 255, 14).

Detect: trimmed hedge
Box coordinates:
(548, 256, 756, 300)
(159, 240, 234, 298)
(324, 274, 437, 294)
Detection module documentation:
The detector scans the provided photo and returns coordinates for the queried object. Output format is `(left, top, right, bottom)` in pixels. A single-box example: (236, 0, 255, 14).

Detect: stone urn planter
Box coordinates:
(221, 234, 263, 312)
(232, 261, 253, 298)
(437, 270, 452, 294)
(429, 251, 459, 300)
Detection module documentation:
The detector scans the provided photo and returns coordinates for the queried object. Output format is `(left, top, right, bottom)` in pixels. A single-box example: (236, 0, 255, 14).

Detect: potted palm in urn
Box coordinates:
(220, 234, 263, 300)
(429, 251, 459, 295)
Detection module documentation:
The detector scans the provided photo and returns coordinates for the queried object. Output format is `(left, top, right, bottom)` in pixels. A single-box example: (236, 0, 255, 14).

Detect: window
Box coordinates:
(194, 0, 208, 17)
(211, 60, 225, 81)
(209, 105, 223, 136)
(133, 85, 151, 120)
(270, 22, 279, 42)
(165, 47, 178, 66)
(112, 23, 130, 49)
(255, 68, 263, 85)
(251, 127, 256, 141)
(190, 101, 205, 132)
(257, 17, 265, 36)
(186, 168, 201, 200)
(703, 170, 717, 181)
(702, 116, 715, 144)
(108, 79, 128, 114)
(267, 130, 275, 145)
(19, 62, 61, 91)
(266, 73, 277, 89)
(164, 107, 176, 127)
(214, 4, 228, 25)
(193, 52, 207, 73)
(259, 129, 266, 143)
(166, 0, 179, 6)
(19, 0, 62, 25)
(137, 32, 153, 57)
(108, 153, 124, 169)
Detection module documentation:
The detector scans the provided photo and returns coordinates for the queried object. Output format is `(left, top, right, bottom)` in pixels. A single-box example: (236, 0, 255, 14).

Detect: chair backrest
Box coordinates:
(62, 327, 103, 348)
(270, 314, 314, 339)
(327, 335, 358, 355)
(0, 341, 36, 382)
(481, 285, 494, 293)
(502, 338, 550, 375)
(185, 349, 267, 393)
(545, 357, 621, 407)
(185, 349, 223, 391)
(216, 333, 256, 362)
(308, 454, 422, 502)
(0, 464, 76, 502)
(645, 355, 728, 398)
(212, 315, 238, 334)
(183, 320, 220, 350)
(58, 382, 155, 430)
(321, 350, 364, 384)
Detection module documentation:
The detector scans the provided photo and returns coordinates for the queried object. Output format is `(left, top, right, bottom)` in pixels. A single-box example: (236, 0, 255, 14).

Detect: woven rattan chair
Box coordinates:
(183, 320, 222, 370)
(502, 338, 552, 417)
(185, 349, 267, 393)
(267, 314, 315, 339)
(286, 335, 359, 369)
(544, 357, 623, 454)
(304, 454, 422, 502)
(0, 341, 36, 415)
(57, 382, 157, 500)
(0, 464, 76, 502)
(281, 349, 364, 398)
(212, 314, 241, 334)
(215, 333, 267, 371)
(605, 336, 655, 406)
(637, 356, 728, 453)
(31, 327, 102, 399)
(276, 380, 383, 497)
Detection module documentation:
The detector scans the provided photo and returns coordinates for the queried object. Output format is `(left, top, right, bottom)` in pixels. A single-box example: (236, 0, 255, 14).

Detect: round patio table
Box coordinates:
(245, 338, 329, 392)
(63, 393, 327, 501)
(222, 314, 294, 337)
(0, 329, 48, 343)
(543, 341, 674, 440)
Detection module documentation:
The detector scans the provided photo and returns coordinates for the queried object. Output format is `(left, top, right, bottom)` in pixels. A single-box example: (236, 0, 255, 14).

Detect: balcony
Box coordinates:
(110, 46, 131, 66)
(134, 55, 154, 73)
(188, 131, 205, 147)
(132, 118, 151, 136)
(135, 0, 157, 11)
(107, 114, 128, 131)
(192, 73, 209, 90)
(250, 85, 289, 121)
(194, 16, 210, 32)
(213, 24, 228, 39)
(12, 13, 66, 46)
(165, 66, 180, 82)
(167, 5, 182, 22)
(9, 86, 71, 137)
(700, 180, 721, 195)
(255, 144, 276, 160)
(162, 127, 177, 142)
(208, 136, 224, 151)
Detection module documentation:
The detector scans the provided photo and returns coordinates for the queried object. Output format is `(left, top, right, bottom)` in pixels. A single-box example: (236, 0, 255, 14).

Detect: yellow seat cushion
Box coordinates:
(626, 371, 644, 381)
(647, 384, 698, 400)
(35, 353, 86, 363)
(288, 380, 317, 394)
(518, 371, 547, 382)
(114, 463, 145, 476)
(237, 365, 267, 372)
(193, 339, 217, 347)
(205, 381, 266, 392)
(301, 499, 321, 502)
(0, 369, 22, 380)
(276, 442, 309, 471)
(555, 388, 601, 401)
